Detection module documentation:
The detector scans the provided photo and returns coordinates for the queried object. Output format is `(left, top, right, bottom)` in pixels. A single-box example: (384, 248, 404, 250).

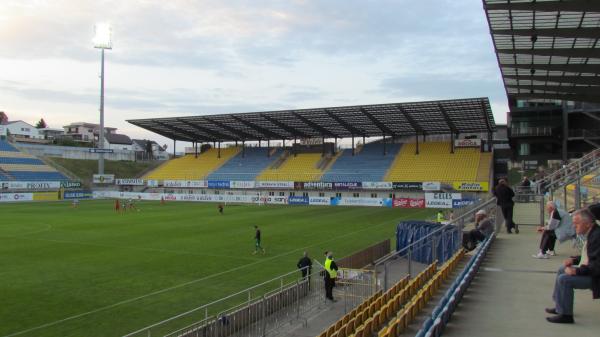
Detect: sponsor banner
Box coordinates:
(207, 180, 231, 189)
(63, 191, 93, 199)
(93, 174, 115, 184)
(8, 181, 61, 190)
(425, 193, 462, 209)
(288, 196, 309, 205)
(382, 198, 393, 208)
(230, 181, 256, 189)
(452, 198, 476, 208)
(301, 182, 333, 190)
(115, 179, 145, 186)
(163, 180, 207, 188)
(147, 180, 159, 187)
(337, 197, 385, 207)
(255, 196, 288, 204)
(392, 182, 423, 190)
(393, 198, 426, 208)
(33, 192, 60, 201)
(362, 182, 393, 190)
(256, 181, 294, 189)
(422, 181, 441, 191)
(0, 193, 33, 202)
(61, 181, 82, 189)
(89, 148, 114, 153)
(332, 182, 362, 190)
(454, 139, 481, 147)
(452, 181, 489, 192)
(309, 197, 330, 206)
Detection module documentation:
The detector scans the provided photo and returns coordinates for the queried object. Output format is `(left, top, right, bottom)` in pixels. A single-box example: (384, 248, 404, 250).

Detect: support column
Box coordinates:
(488, 131, 493, 152)
(415, 132, 419, 155)
(334, 138, 337, 154)
(173, 139, 176, 157)
(294, 137, 297, 157)
(242, 141, 245, 158)
(450, 132, 455, 154)
(352, 136, 355, 156)
(195, 142, 198, 158)
(322, 137, 325, 157)
(218, 142, 221, 158)
(383, 134, 387, 155)
(562, 101, 569, 162)
(267, 139, 271, 157)
(575, 178, 581, 209)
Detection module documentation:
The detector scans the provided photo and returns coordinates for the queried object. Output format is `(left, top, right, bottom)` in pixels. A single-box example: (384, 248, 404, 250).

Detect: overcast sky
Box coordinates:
(0, 0, 508, 152)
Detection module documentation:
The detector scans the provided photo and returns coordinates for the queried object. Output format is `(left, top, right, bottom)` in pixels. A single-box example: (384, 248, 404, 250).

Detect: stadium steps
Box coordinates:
(269, 150, 290, 170)
(514, 202, 541, 226)
(257, 153, 325, 182)
(476, 152, 493, 182)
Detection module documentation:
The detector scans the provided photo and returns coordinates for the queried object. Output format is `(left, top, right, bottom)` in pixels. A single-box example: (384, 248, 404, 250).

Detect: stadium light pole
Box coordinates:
(93, 23, 112, 175)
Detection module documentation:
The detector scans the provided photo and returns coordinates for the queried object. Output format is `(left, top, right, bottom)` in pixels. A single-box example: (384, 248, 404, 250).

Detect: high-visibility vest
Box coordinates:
(437, 212, 444, 222)
(324, 257, 337, 278)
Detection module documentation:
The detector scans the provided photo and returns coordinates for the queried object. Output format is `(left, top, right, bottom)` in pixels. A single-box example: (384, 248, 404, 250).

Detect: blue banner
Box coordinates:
(330, 197, 340, 206)
(452, 198, 476, 208)
(382, 198, 393, 208)
(288, 196, 309, 205)
(332, 182, 362, 190)
(207, 180, 231, 189)
(63, 191, 93, 199)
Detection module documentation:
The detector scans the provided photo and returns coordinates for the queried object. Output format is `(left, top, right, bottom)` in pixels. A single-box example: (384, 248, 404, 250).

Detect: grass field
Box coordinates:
(0, 200, 434, 337)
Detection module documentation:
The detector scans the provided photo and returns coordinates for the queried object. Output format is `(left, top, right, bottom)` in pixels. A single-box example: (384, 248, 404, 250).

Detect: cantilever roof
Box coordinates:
(483, 0, 600, 103)
(127, 98, 495, 143)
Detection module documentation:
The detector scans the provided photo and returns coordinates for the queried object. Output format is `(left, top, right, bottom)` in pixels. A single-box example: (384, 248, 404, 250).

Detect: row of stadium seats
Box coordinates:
(417, 235, 494, 337)
(207, 147, 282, 181)
(385, 143, 482, 182)
(257, 153, 325, 182)
(317, 262, 438, 337)
(0, 140, 69, 181)
(321, 143, 402, 182)
(145, 147, 240, 180)
(377, 249, 465, 337)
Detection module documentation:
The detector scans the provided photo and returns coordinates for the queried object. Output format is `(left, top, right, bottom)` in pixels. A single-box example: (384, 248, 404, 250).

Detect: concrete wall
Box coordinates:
(15, 143, 134, 161)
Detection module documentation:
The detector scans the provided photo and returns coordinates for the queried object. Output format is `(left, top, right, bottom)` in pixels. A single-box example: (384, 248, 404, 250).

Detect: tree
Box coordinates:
(0, 111, 8, 125)
(35, 118, 47, 129)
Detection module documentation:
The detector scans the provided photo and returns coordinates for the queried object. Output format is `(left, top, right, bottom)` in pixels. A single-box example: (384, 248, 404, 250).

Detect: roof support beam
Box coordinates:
(394, 105, 424, 135)
(502, 63, 600, 74)
(154, 121, 208, 142)
(492, 27, 600, 39)
(504, 75, 600, 86)
(204, 118, 255, 140)
(177, 119, 234, 141)
(260, 114, 308, 138)
(230, 115, 285, 140)
(135, 124, 183, 142)
(324, 109, 365, 137)
(292, 112, 339, 138)
(359, 108, 395, 135)
(509, 92, 600, 104)
(437, 104, 458, 134)
(506, 84, 600, 96)
(497, 48, 600, 59)
(485, 1, 600, 12)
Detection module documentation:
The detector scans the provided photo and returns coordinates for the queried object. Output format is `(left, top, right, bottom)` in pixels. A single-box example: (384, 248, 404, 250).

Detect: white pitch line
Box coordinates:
(3, 209, 428, 337)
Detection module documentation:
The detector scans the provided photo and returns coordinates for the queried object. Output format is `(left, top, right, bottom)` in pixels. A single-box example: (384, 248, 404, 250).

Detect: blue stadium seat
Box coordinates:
(321, 143, 402, 182)
(0, 157, 45, 165)
(7, 171, 68, 181)
(0, 140, 19, 152)
(0, 171, 10, 181)
(207, 147, 282, 181)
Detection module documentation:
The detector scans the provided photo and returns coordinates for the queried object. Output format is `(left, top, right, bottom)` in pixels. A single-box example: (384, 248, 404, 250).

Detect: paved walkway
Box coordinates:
(442, 226, 599, 337)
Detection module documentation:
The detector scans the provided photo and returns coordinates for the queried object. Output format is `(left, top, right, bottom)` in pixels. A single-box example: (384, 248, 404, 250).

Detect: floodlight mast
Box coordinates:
(93, 23, 112, 175)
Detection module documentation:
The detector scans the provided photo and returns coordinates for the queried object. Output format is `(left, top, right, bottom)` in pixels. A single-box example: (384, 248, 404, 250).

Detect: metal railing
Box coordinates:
(373, 197, 498, 291)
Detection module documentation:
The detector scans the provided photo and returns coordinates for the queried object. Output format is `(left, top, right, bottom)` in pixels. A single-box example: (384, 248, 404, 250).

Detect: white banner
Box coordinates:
(0, 193, 34, 202)
(147, 180, 159, 187)
(425, 193, 462, 209)
(93, 174, 115, 184)
(422, 181, 441, 191)
(7, 181, 61, 190)
(230, 181, 256, 189)
(309, 197, 330, 205)
(338, 198, 384, 207)
(361, 182, 393, 190)
(454, 139, 481, 147)
(163, 180, 207, 188)
(115, 179, 145, 186)
(256, 181, 294, 189)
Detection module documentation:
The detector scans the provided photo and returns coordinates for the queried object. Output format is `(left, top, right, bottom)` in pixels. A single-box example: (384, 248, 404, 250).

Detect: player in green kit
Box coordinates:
(253, 225, 266, 255)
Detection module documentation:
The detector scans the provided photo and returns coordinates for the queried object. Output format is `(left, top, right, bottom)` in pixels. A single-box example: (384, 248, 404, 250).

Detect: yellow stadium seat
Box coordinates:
(145, 148, 240, 180)
(256, 153, 325, 181)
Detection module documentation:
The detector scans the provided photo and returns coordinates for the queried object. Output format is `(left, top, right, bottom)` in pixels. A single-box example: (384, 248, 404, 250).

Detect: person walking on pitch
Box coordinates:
(253, 225, 265, 255)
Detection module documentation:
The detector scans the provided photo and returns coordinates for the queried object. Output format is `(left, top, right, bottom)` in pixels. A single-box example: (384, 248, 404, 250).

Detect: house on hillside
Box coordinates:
(132, 139, 169, 160)
(5, 120, 42, 140)
(63, 122, 117, 143)
(104, 133, 133, 151)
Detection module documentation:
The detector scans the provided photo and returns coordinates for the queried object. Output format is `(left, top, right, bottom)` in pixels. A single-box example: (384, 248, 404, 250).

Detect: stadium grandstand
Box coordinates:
(0, 139, 68, 181)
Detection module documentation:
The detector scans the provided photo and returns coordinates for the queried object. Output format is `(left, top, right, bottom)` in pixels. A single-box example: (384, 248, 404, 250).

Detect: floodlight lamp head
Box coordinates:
(93, 23, 112, 49)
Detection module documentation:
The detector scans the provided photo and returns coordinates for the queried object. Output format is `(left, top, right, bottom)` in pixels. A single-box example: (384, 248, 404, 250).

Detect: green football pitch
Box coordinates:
(0, 200, 434, 337)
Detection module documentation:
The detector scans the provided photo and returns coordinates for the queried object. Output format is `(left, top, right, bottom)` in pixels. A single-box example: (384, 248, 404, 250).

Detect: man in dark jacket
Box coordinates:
(494, 178, 517, 234)
(546, 208, 600, 324)
(297, 251, 312, 279)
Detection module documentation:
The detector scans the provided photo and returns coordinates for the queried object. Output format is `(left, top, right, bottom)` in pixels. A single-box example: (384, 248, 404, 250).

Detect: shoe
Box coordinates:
(532, 252, 549, 259)
(515, 227, 520, 234)
(507, 230, 513, 234)
(252, 251, 257, 255)
(547, 250, 556, 256)
(545, 308, 558, 314)
(546, 314, 574, 324)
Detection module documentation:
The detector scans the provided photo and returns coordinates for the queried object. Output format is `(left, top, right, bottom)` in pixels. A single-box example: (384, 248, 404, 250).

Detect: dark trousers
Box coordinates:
(500, 204, 515, 231)
(463, 230, 485, 251)
(324, 277, 335, 300)
(540, 230, 557, 253)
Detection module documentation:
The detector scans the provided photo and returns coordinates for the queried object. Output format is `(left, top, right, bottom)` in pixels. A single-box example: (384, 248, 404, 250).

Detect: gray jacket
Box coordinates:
(476, 218, 494, 237)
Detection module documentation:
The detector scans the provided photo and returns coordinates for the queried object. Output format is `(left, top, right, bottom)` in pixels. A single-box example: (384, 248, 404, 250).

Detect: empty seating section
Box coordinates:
(257, 153, 324, 182)
(476, 152, 492, 182)
(0, 140, 68, 181)
(145, 147, 241, 180)
(321, 143, 402, 182)
(207, 148, 282, 181)
(385, 142, 481, 183)
(0, 171, 9, 181)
